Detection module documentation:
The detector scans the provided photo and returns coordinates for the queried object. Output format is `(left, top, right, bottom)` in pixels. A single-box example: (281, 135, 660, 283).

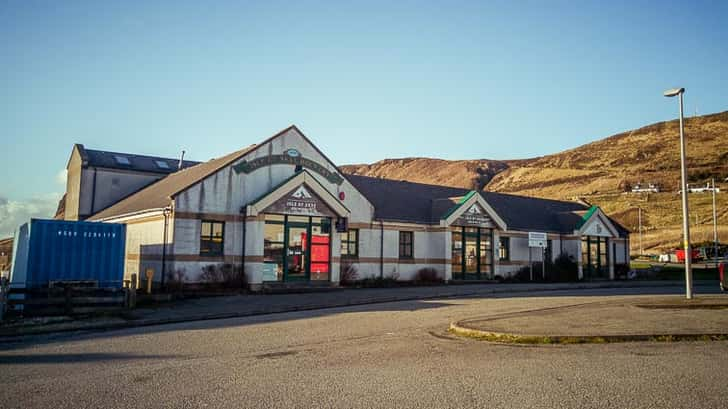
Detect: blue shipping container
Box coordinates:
(10, 219, 126, 288)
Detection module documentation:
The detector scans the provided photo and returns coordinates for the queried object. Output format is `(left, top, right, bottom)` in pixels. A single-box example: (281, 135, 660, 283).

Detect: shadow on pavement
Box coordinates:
(0, 284, 720, 351)
(0, 352, 181, 365)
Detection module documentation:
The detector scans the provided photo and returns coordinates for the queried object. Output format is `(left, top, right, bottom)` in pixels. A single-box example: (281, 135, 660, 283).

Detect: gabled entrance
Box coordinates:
(247, 171, 350, 283)
(438, 191, 507, 281)
(575, 206, 619, 280)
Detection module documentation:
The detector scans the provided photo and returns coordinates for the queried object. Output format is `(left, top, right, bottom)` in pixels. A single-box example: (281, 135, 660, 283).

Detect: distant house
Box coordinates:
(684, 183, 720, 194)
(0, 237, 13, 275)
(631, 183, 660, 193)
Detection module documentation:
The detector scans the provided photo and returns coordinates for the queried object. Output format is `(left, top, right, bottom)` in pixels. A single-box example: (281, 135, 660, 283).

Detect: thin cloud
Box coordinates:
(0, 194, 61, 238)
(56, 169, 67, 186)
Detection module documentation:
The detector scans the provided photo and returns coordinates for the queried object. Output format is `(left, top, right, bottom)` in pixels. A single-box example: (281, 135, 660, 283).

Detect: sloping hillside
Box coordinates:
(342, 158, 508, 191)
(341, 110, 728, 253)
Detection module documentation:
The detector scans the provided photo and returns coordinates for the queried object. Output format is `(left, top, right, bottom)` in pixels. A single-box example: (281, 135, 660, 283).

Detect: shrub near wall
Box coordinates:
(510, 254, 579, 282)
(199, 263, 247, 290)
(413, 268, 444, 285)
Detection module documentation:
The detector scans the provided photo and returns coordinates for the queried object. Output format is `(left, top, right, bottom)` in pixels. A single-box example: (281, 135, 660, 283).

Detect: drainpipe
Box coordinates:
(89, 167, 98, 218)
(240, 206, 248, 288)
(380, 220, 384, 279)
(161, 206, 171, 289)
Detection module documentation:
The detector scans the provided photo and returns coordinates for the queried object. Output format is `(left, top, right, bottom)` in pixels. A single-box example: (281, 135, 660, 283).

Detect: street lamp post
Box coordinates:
(712, 178, 718, 267)
(664, 87, 693, 299)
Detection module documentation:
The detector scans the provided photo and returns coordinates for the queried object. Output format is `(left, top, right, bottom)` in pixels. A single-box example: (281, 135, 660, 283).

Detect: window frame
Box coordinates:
(398, 231, 414, 259)
(498, 236, 510, 261)
(200, 220, 225, 257)
(340, 228, 359, 258)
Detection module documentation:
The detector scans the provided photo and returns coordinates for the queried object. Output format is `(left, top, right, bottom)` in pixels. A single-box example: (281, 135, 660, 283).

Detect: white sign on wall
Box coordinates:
(528, 232, 548, 248)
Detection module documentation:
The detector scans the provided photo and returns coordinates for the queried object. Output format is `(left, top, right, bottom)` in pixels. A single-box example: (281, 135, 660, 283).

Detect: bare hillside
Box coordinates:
(341, 110, 728, 253)
(341, 158, 508, 191)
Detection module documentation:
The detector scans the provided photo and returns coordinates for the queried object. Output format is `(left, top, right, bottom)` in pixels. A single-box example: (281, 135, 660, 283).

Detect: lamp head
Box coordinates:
(663, 87, 685, 97)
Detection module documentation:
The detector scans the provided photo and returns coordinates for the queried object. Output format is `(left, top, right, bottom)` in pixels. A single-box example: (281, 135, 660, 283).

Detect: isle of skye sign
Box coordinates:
(233, 148, 344, 185)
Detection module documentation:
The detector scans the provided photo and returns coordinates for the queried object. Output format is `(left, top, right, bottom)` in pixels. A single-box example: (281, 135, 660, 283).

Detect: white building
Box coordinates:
(61, 126, 629, 290)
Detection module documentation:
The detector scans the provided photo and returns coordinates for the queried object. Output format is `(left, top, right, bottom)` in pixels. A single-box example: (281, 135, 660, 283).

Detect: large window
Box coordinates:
(451, 226, 493, 279)
(340, 229, 359, 258)
(399, 231, 414, 259)
(581, 236, 609, 279)
(499, 237, 510, 261)
(200, 221, 224, 256)
(263, 214, 332, 282)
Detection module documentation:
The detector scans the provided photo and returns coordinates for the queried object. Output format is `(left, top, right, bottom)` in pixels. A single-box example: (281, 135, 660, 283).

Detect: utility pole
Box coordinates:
(713, 178, 719, 267)
(664, 87, 693, 299)
(638, 207, 643, 256)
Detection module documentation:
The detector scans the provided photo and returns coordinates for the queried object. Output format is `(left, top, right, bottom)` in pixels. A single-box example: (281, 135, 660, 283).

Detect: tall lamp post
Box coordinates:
(664, 87, 693, 299)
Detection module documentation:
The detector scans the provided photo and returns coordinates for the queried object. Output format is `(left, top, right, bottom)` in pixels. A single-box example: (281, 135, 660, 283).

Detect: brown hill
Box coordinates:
(342, 110, 728, 253)
(341, 158, 509, 191)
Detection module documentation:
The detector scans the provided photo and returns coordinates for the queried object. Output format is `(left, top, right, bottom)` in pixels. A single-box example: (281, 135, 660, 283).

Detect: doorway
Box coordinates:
(451, 226, 493, 280)
(581, 236, 609, 279)
(263, 214, 331, 282)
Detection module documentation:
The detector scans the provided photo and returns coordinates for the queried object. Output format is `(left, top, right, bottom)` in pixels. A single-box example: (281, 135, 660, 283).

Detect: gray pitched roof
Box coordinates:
(78, 144, 200, 174)
(88, 125, 302, 221)
(345, 174, 628, 236)
(89, 145, 257, 220)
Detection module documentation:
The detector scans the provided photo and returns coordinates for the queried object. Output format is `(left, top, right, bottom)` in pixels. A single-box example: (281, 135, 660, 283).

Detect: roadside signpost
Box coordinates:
(528, 232, 548, 281)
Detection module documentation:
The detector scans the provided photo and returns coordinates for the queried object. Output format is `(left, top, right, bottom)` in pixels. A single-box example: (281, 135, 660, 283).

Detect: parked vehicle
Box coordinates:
(675, 248, 700, 263)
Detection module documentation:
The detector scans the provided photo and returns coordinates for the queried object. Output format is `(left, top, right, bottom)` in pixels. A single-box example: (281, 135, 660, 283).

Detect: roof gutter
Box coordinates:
(91, 207, 169, 223)
(380, 220, 384, 279)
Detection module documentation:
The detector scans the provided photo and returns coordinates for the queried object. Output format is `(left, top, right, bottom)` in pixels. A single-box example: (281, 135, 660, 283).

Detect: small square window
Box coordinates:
(341, 229, 359, 257)
(399, 231, 413, 259)
(114, 155, 131, 165)
(200, 221, 225, 256)
(155, 160, 170, 169)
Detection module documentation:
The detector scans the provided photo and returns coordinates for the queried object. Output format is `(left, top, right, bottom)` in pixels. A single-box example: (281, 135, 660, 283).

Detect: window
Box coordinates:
(545, 239, 553, 263)
(200, 221, 224, 256)
(155, 160, 170, 169)
(399, 231, 413, 259)
(340, 229, 359, 257)
(114, 155, 131, 165)
(499, 237, 510, 261)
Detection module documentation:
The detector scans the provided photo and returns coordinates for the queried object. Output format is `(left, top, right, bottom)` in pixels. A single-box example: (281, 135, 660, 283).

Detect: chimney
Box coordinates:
(178, 150, 186, 170)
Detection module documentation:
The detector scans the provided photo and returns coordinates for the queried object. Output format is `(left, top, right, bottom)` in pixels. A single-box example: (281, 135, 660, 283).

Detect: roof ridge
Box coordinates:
(85, 147, 200, 164)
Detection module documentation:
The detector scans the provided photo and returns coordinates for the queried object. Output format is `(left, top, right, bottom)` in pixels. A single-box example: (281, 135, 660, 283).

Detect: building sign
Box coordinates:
(263, 184, 337, 217)
(232, 148, 344, 185)
(454, 204, 494, 228)
(583, 219, 612, 237)
(528, 232, 548, 248)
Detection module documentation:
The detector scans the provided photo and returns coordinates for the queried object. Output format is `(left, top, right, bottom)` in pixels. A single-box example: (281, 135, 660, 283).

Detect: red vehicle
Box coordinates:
(720, 263, 726, 292)
(675, 248, 700, 262)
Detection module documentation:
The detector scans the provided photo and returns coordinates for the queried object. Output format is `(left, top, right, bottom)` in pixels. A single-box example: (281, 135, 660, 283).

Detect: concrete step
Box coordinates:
(261, 282, 340, 294)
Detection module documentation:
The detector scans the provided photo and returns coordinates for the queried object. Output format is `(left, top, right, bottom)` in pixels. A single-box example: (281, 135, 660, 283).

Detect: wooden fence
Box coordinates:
(3, 286, 130, 317)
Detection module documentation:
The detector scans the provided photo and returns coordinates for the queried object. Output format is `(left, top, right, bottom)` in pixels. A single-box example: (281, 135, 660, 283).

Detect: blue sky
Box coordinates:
(1, 1, 727, 234)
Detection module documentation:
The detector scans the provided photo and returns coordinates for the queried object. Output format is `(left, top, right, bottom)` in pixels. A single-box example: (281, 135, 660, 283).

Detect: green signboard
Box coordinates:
(232, 149, 344, 185)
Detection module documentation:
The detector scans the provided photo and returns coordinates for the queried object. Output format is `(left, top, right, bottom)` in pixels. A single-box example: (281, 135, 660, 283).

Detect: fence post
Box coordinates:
(64, 286, 73, 315)
(126, 273, 137, 309)
(0, 278, 7, 322)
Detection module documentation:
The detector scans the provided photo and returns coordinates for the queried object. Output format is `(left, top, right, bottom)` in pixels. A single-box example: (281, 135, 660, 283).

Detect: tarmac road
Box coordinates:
(1, 286, 726, 409)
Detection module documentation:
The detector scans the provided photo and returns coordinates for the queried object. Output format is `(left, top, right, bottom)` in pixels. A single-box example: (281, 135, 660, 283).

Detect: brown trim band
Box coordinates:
(498, 260, 531, 266)
(124, 215, 165, 225)
(126, 253, 265, 263)
(175, 212, 244, 222)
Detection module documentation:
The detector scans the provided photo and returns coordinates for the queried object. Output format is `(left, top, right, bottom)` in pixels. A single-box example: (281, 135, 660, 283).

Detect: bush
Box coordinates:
(614, 263, 630, 279)
(414, 268, 444, 284)
(507, 254, 579, 283)
(165, 268, 187, 292)
(339, 262, 359, 287)
(199, 263, 247, 289)
(358, 276, 399, 288)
